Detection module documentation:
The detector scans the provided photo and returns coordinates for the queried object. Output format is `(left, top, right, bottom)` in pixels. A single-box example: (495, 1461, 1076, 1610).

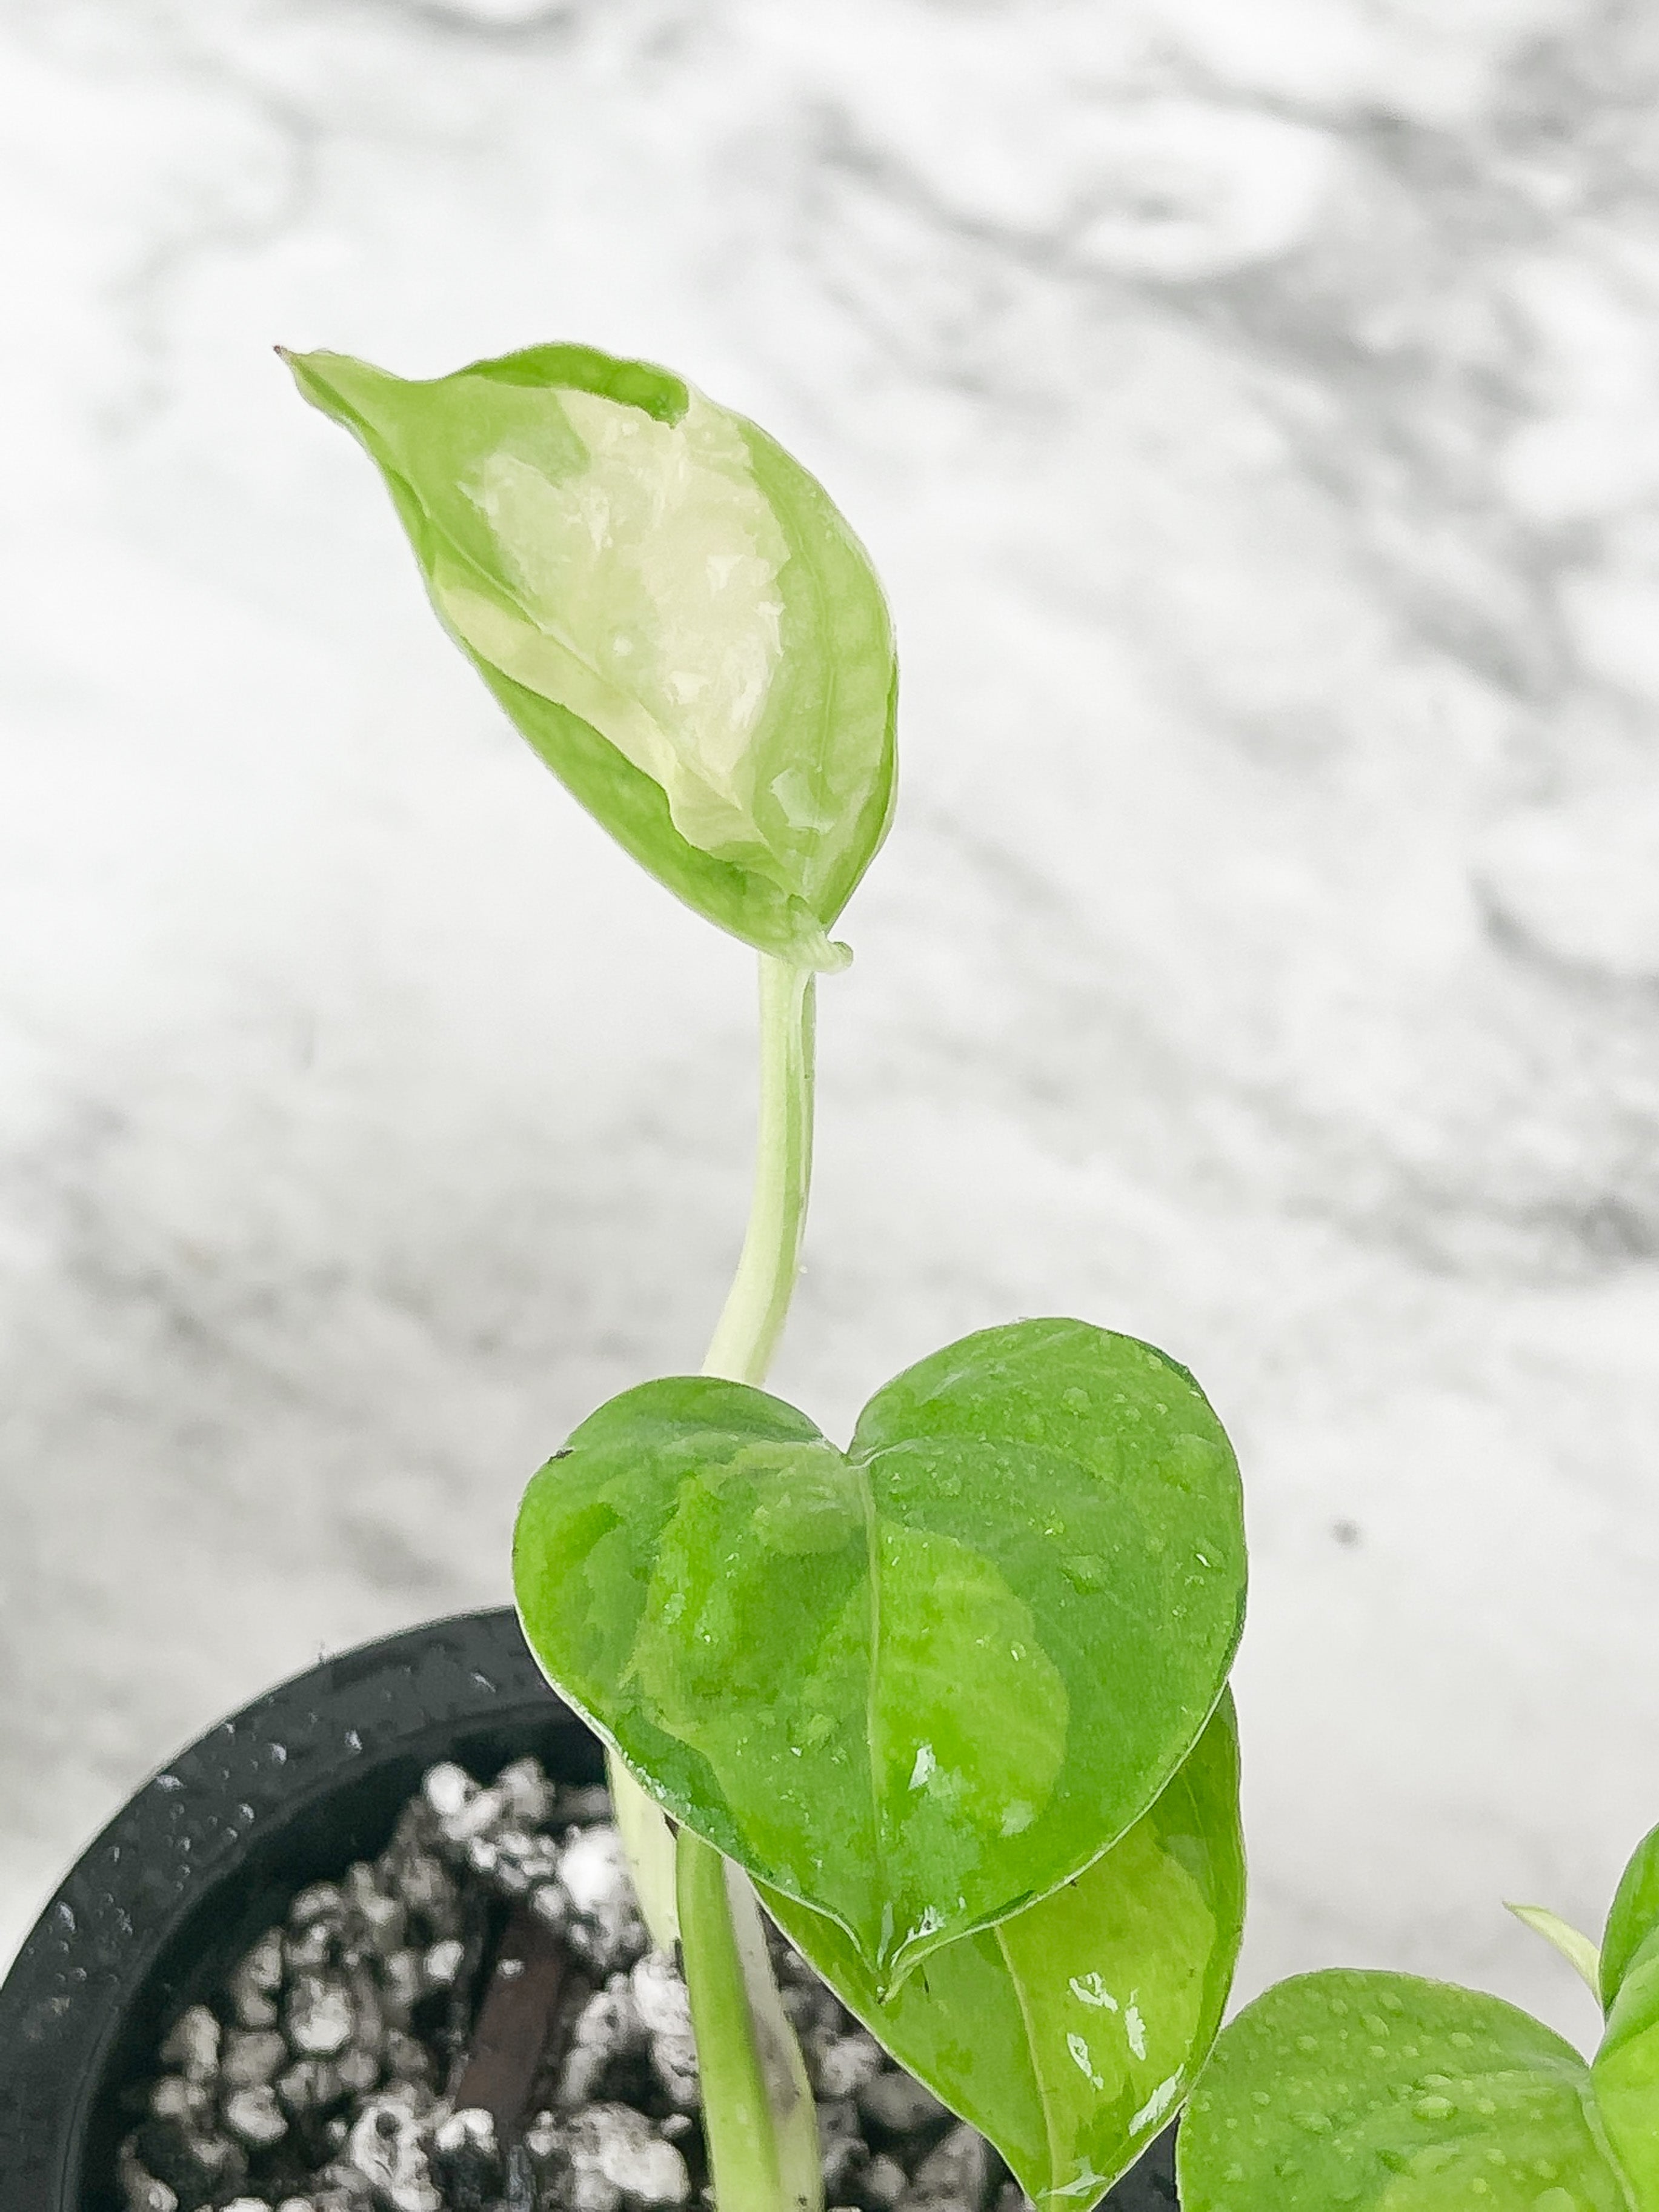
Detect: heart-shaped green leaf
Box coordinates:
(514, 1318, 1245, 1990)
(763, 1693, 1245, 2210)
(1179, 1968, 1653, 2212)
(285, 342, 897, 969)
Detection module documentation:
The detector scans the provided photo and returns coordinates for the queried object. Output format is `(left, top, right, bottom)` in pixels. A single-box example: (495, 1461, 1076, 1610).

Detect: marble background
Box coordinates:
(4, 0, 1658, 2047)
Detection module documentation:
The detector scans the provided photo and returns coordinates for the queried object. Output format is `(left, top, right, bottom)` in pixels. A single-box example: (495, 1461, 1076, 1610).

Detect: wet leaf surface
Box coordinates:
(765, 1695, 1245, 2209)
(1179, 1967, 1652, 2212)
(514, 1317, 1245, 1990)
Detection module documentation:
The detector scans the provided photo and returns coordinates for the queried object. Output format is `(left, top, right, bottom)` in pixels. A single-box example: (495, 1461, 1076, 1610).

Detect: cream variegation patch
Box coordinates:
(444, 389, 790, 865)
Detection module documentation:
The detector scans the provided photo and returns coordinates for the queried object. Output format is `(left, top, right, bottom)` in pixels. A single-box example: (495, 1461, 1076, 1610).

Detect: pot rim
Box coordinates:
(0, 1604, 588, 2211)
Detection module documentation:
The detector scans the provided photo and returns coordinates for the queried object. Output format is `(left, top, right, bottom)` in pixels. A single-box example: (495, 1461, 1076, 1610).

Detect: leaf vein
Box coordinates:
(856, 1450, 885, 1968)
(995, 1917, 1062, 2205)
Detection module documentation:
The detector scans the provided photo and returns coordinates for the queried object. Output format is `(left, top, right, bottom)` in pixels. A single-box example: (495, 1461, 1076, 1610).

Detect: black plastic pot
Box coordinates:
(0, 1607, 1177, 2211)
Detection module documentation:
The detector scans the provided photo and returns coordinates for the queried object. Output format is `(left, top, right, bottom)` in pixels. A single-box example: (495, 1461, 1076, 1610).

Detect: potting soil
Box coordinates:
(115, 1760, 1175, 2212)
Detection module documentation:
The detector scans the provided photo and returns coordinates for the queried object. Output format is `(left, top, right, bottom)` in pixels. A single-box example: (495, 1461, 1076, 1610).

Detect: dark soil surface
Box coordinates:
(113, 1758, 1175, 2212)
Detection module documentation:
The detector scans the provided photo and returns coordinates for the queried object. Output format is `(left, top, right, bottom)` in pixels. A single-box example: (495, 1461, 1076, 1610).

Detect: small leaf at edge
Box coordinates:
(1506, 1901, 1601, 1994)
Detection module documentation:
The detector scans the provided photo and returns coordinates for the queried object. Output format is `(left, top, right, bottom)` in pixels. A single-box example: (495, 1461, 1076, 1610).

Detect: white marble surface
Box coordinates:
(4, 0, 1658, 2045)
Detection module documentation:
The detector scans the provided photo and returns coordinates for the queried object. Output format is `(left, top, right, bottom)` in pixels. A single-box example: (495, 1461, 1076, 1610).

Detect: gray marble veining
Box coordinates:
(2, 0, 1657, 2044)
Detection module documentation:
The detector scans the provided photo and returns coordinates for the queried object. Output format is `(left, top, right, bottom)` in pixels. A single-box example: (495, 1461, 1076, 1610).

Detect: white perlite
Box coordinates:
(901, 2122, 994, 2212)
(347, 2087, 442, 2212)
(118, 1756, 1016, 2212)
(286, 1972, 354, 2056)
(631, 1947, 700, 2108)
(557, 1823, 648, 1976)
(227, 1932, 283, 2031)
(118, 2141, 179, 2212)
(158, 2005, 221, 2084)
(421, 1762, 474, 1825)
(559, 1980, 646, 2107)
(224, 2083, 288, 2148)
(496, 1755, 557, 1828)
(630, 1949, 692, 2042)
(558, 1825, 632, 1917)
(222, 2028, 287, 2087)
(554, 2101, 693, 2211)
(816, 2030, 886, 2101)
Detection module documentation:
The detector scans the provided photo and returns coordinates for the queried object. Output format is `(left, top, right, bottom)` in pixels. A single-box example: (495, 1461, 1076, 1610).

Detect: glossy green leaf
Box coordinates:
(514, 1318, 1245, 1992)
(285, 342, 897, 968)
(762, 1695, 1245, 2210)
(1592, 1825, 1659, 2203)
(1601, 1824, 1659, 2014)
(1179, 1968, 1656, 2212)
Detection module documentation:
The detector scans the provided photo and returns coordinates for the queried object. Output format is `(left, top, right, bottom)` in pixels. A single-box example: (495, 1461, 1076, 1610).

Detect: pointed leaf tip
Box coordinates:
(762, 1699, 1245, 2211)
(1505, 1902, 1601, 1994)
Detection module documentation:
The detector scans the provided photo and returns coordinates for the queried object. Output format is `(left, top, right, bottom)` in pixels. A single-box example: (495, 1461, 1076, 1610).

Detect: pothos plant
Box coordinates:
(286, 340, 1249, 2212)
(1177, 1829, 1659, 2210)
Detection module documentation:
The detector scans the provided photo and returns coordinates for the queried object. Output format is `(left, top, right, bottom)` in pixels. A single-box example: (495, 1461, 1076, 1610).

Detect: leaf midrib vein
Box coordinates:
(995, 1916, 1062, 2204)
(855, 1449, 885, 1953)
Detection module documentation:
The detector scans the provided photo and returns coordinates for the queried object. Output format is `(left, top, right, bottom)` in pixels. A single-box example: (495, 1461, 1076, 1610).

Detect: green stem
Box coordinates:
(610, 954, 822, 2212)
(702, 955, 816, 1389)
(679, 1830, 820, 2212)
(607, 1742, 682, 1953)
(679, 1833, 781, 2208)
(692, 954, 821, 2212)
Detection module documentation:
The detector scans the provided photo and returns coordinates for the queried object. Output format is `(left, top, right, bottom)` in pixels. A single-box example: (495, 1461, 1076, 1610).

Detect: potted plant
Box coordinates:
(0, 344, 1251, 2212)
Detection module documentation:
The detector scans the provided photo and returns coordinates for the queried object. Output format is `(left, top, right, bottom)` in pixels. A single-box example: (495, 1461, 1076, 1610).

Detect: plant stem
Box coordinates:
(678, 1832, 782, 2208)
(679, 1830, 822, 2212)
(610, 954, 822, 2212)
(702, 955, 816, 1389)
(607, 1743, 682, 1952)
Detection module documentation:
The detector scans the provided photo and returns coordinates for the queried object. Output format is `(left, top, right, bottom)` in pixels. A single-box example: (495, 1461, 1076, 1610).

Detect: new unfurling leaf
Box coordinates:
(285, 343, 897, 968)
